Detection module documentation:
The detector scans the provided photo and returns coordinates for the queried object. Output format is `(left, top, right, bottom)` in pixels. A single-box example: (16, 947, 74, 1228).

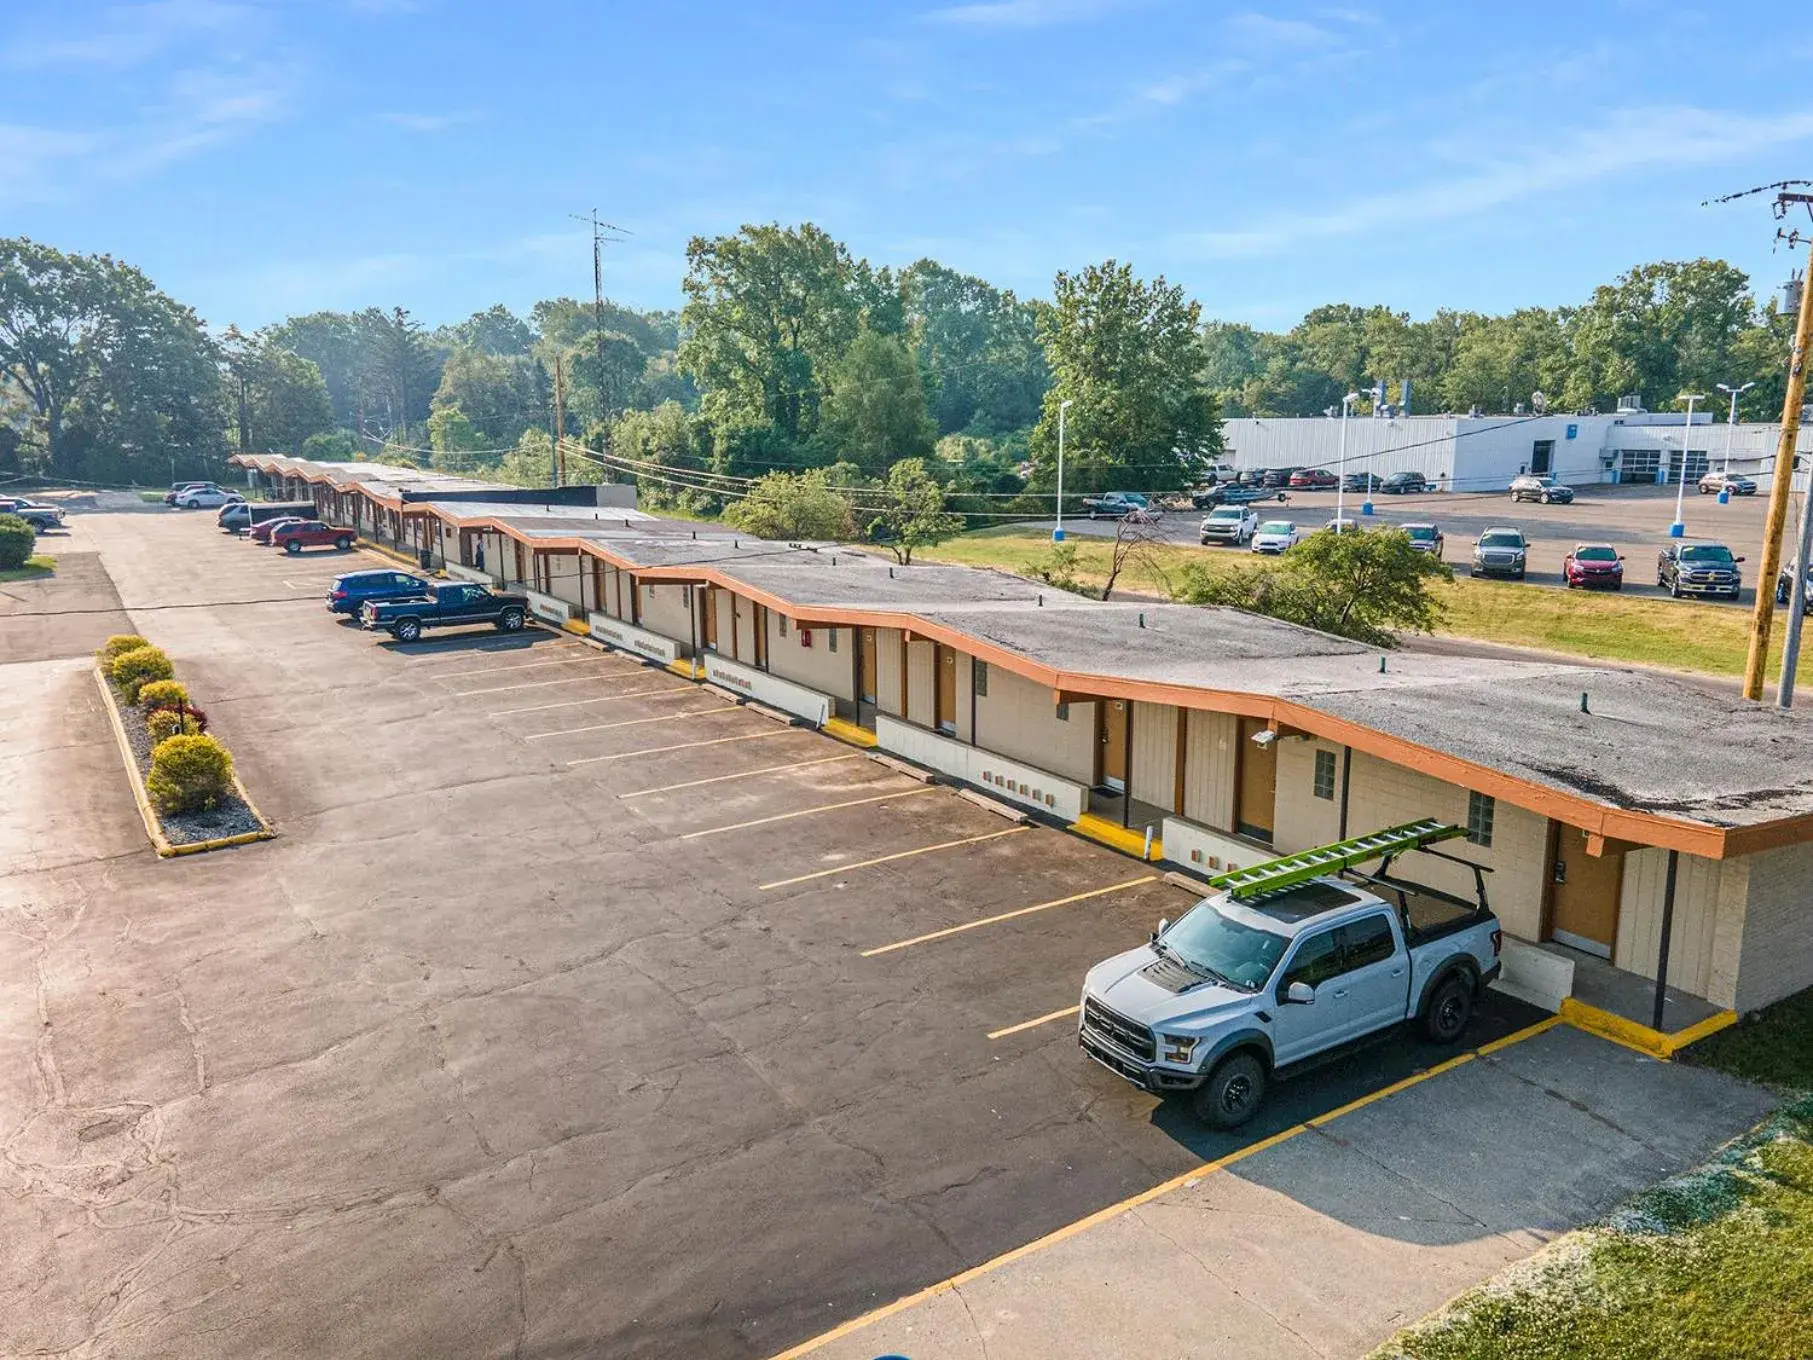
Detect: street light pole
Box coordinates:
(1333, 392, 1359, 531)
(1053, 397, 1073, 543)
(1669, 392, 1703, 538)
(1716, 381, 1756, 474)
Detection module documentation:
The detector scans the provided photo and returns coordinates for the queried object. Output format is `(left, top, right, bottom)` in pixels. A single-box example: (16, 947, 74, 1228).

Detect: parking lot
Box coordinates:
(0, 509, 1774, 1359)
(1059, 481, 1779, 604)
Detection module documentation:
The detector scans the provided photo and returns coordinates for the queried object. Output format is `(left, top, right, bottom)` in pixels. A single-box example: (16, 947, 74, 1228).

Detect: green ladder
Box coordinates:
(1207, 818, 1466, 901)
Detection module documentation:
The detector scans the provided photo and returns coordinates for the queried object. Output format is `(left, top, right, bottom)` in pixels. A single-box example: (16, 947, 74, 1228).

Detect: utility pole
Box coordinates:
(1740, 191, 1813, 700)
(568, 210, 631, 453)
(553, 354, 566, 488)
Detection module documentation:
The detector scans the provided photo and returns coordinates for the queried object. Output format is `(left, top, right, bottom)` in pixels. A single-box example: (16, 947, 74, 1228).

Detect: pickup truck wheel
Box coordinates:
(391, 618, 422, 643)
(1192, 1051, 1266, 1130)
(497, 608, 525, 632)
(1422, 973, 1475, 1043)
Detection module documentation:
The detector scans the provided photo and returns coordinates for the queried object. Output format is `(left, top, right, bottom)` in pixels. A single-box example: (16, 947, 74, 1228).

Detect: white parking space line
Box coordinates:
(489, 685, 685, 718)
(526, 704, 739, 739)
(679, 787, 937, 841)
(988, 1006, 1080, 1040)
(454, 673, 639, 697)
(566, 729, 806, 765)
(429, 656, 594, 680)
(619, 753, 862, 799)
(860, 875, 1157, 957)
(489, 685, 694, 718)
(758, 826, 1031, 891)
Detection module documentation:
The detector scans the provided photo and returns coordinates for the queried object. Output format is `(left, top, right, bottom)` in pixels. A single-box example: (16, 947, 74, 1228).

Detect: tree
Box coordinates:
(441, 304, 534, 356)
(1030, 260, 1220, 495)
(355, 306, 441, 444)
(265, 311, 365, 426)
(496, 428, 556, 487)
(432, 346, 545, 448)
(1174, 526, 1451, 646)
(722, 468, 854, 540)
(901, 259, 1048, 435)
(819, 328, 936, 475)
(612, 400, 712, 510)
(1098, 512, 1169, 601)
(865, 458, 962, 564)
(427, 405, 490, 471)
(221, 328, 333, 456)
(0, 238, 224, 482)
(679, 223, 862, 444)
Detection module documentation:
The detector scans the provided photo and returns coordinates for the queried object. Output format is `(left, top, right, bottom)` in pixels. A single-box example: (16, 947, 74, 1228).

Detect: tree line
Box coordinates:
(0, 230, 1795, 518)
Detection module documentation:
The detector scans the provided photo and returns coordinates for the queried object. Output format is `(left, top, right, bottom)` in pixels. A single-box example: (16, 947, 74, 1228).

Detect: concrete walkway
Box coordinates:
(794, 1023, 1774, 1360)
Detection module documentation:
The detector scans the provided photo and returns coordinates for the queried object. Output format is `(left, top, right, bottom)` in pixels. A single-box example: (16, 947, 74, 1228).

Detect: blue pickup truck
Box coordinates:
(1079, 821, 1503, 1129)
(360, 582, 531, 642)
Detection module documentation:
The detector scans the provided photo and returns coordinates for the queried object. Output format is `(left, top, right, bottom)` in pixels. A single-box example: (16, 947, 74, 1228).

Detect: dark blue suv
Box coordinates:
(326, 569, 430, 616)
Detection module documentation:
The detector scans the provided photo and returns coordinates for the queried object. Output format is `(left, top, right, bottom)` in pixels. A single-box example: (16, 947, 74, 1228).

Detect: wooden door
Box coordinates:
(935, 646, 958, 734)
(859, 629, 878, 704)
(754, 606, 769, 670)
(1549, 831, 1624, 958)
(701, 586, 718, 650)
(1236, 717, 1276, 841)
(1099, 699, 1128, 790)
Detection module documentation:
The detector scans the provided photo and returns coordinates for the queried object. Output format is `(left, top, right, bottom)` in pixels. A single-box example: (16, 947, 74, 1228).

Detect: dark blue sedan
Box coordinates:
(326, 569, 430, 616)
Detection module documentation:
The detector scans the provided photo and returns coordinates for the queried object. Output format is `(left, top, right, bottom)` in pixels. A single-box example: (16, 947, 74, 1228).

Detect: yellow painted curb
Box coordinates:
(1070, 812, 1161, 861)
(355, 538, 420, 568)
(561, 618, 591, 636)
(766, 1012, 1563, 1360)
(93, 664, 276, 860)
(1558, 997, 1735, 1059)
(821, 717, 879, 749)
(666, 658, 704, 680)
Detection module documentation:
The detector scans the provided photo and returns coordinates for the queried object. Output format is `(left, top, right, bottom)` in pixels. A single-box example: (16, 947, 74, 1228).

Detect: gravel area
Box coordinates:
(111, 680, 264, 844)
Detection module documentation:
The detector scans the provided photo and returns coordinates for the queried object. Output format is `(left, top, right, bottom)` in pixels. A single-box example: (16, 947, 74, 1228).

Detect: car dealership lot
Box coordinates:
(0, 511, 1776, 1360)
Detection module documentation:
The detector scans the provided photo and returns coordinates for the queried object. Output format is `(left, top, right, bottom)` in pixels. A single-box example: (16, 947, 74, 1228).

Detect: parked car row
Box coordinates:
(167, 481, 245, 509)
(0, 496, 66, 531)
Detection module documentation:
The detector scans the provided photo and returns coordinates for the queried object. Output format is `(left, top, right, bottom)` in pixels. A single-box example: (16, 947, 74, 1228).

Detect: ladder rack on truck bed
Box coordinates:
(1206, 819, 1467, 901)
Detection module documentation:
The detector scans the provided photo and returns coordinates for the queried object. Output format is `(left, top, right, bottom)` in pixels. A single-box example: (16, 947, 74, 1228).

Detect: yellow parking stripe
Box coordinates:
(679, 787, 937, 841)
(861, 876, 1156, 957)
(491, 685, 695, 718)
(987, 1005, 1079, 1040)
(526, 704, 738, 739)
(566, 729, 805, 765)
(764, 1014, 1563, 1360)
(621, 754, 862, 799)
(759, 826, 1030, 891)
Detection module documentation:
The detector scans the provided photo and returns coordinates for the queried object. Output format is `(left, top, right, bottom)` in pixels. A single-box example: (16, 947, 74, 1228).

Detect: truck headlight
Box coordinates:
(1161, 1034, 1199, 1064)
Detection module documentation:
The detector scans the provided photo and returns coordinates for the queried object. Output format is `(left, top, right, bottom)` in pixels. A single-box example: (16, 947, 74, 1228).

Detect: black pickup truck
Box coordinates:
(360, 582, 530, 642)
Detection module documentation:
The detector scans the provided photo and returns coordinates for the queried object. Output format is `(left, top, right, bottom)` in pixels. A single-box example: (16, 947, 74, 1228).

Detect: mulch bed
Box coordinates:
(109, 681, 264, 846)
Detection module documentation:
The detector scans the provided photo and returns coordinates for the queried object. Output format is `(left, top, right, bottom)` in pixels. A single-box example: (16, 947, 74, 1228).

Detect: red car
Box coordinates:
(270, 519, 356, 554)
(246, 516, 305, 544)
(1563, 543, 1624, 590)
(1287, 468, 1339, 490)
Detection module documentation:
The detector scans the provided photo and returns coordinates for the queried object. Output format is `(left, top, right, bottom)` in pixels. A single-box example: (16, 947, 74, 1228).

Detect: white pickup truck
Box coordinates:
(1079, 822, 1503, 1129)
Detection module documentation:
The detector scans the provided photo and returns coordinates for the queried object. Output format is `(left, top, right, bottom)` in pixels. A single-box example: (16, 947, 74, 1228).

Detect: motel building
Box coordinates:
(237, 453, 1813, 1052)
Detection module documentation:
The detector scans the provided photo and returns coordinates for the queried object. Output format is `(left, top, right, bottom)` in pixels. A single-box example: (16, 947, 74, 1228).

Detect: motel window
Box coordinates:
(646, 584, 655, 600)
(682, 586, 691, 607)
(974, 660, 988, 696)
(1313, 749, 1337, 801)
(778, 615, 788, 637)
(1055, 701, 1069, 721)
(1466, 791, 1495, 848)
(827, 629, 838, 653)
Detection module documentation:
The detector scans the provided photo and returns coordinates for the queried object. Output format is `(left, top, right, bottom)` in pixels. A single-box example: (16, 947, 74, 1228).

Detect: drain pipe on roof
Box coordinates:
(1652, 849, 1679, 1031)
(1338, 745, 1352, 840)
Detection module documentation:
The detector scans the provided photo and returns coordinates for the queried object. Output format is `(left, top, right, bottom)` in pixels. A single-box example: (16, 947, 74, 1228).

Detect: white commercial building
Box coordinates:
(1222, 412, 1813, 493)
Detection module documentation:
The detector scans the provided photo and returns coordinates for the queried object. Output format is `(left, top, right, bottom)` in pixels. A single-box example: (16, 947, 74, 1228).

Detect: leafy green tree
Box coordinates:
(441, 304, 534, 356)
(901, 260, 1048, 434)
(819, 328, 937, 475)
(679, 223, 862, 444)
(265, 311, 365, 426)
(1030, 260, 1220, 494)
(562, 331, 646, 430)
(355, 306, 441, 445)
(222, 328, 334, 455)
(1175, 526, 1451, 646)
(1438, 308, 1567, 414)
(612, 400, 713, 509)
(432, 346, 545, 448)
(0, 514, 34, 569)
(427, 405, 490, 471)
(496, 427, 556, 487)
(865, 458, 962, 564)
(0, 237, 224, 481)
(722, 468, 854, 540)
(302, 429, 358, 460)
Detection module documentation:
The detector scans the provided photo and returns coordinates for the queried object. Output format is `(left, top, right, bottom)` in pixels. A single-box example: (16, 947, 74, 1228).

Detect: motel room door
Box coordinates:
(1548, 827, 1625, 959)
(700, 586, 718, 651)
(1236, 717, 1276, 842)
(935, 646, 958, 735)
(1098, 699, 1128, 791)
(858, 628, 878, 707)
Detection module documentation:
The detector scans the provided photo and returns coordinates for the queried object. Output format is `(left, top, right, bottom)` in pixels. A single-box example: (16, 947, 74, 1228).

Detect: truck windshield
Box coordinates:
(1159, 904, 1290, 991)
(1681, 545, 1734, 564)
(1208, 508, 1243, 521)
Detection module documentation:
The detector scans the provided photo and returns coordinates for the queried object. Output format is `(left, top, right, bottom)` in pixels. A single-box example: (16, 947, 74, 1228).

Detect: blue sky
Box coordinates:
(6, 0, 1810, 333)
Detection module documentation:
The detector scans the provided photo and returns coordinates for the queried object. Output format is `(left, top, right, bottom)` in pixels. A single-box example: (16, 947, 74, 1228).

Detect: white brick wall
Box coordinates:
(1733, 842, 1813, 1011)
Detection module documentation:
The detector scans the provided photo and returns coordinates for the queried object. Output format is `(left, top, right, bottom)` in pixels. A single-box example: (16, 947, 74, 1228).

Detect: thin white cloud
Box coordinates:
(6, 0, 253, 71)
(381, 110, 482, 133)
(1178, 106, 1813, 258)
(922, 0, 1135, 28)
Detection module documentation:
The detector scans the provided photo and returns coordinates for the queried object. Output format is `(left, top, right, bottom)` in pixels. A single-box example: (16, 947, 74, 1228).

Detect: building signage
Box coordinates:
(703, 655, 832, 726)
(588, 612, 679, 664)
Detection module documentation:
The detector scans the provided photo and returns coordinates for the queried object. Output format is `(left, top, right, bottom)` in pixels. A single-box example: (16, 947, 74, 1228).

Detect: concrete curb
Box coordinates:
(956, 787, 1030, 823)
(1558, 996, 1738, 1060)
(869, 753, 936, 784)
(92, 663, 276, 860)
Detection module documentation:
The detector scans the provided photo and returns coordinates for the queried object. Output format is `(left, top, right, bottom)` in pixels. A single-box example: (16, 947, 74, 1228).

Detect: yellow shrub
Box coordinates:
(145, 735, 234, 815)
(109, 646, 173, 702)
(137, 679, 190, 710)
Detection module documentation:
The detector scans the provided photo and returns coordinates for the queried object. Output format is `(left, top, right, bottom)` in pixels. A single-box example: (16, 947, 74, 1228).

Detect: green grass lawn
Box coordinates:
(922, 527, 1813, 683)
(1683, 984, 1813, 1094)
(136, 489, 168, 503)
(0, 554, 55, 582)
(1373, 1095, 1813, 1360)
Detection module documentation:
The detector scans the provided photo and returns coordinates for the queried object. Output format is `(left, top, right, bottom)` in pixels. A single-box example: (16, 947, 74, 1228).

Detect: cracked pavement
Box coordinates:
(0, 514, 1776, 1360)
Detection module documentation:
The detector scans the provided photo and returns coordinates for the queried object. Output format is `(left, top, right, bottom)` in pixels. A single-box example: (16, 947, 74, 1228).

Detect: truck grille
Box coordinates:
(1082, 998, 1155, 1061)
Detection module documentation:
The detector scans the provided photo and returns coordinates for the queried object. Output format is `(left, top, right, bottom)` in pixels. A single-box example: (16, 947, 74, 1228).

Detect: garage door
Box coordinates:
(1667, 449, 1710, 485)
(1619, 449, 1660, 482)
